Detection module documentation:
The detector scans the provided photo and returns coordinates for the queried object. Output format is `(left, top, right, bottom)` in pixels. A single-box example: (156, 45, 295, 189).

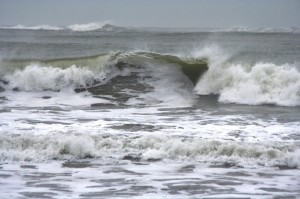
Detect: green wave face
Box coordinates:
(157, 54, 208, 84)
(1, 53, 113, 71)
(127, 52, 208, 84)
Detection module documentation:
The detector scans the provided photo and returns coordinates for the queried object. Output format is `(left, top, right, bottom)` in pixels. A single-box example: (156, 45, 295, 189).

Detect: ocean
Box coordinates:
(0, 23, 300, 198)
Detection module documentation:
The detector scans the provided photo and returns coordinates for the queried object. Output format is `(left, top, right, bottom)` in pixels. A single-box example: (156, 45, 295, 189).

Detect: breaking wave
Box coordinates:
(66, 22, 120, 31)
(0, 52, 207, 91)
(0, 133, 299, 168)
(1, 47, 299, 106)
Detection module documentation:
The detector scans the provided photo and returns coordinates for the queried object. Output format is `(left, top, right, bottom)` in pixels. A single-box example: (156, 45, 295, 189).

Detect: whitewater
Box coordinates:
(0, 24, 300, 198)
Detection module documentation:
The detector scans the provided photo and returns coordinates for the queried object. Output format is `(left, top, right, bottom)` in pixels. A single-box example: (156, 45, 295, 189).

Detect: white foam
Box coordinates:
(1, 160, 299, 198)
(5, 65, 98, 90)
(196, 62, 300, 106)
(0, 133, 299, 168)
(2, 55, 120, 91)
(1, 89, 109, 107)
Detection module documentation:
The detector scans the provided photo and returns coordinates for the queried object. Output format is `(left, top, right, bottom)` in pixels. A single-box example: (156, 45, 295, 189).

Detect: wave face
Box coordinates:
(0, 52, 207, 91)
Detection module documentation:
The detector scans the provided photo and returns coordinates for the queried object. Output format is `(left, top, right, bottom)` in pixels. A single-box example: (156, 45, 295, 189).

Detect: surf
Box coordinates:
(1, 133, 299, 169)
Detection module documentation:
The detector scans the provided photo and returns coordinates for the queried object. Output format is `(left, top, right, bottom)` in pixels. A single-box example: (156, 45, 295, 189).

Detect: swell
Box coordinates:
(0, 133, 299, 168)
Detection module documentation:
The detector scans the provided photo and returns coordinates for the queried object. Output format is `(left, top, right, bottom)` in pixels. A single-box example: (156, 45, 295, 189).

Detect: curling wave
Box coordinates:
(0, 52, 208, 91)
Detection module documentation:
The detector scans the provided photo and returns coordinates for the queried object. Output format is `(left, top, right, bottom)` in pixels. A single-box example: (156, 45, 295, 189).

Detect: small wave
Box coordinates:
(0, 25, 63, 31)
(67, 22, 117, 31)
(0, 22, 124, 32)
(0, 133, 299, 168)
(224, 26, 300, 33)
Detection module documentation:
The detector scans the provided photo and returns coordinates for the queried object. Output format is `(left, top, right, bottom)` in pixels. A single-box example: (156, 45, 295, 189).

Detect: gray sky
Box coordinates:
(0, 0, 299, 28)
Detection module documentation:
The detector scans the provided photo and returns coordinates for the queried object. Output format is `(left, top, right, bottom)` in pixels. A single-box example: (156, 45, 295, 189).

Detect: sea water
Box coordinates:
(0, 24, 300, 198)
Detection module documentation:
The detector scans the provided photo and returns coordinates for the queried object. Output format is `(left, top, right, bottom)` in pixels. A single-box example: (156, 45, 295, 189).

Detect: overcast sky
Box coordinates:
(0, 0, 299, 28)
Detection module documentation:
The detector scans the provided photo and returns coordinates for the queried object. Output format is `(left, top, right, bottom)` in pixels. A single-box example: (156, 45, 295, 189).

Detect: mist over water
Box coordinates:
(0, 24, 300, 198)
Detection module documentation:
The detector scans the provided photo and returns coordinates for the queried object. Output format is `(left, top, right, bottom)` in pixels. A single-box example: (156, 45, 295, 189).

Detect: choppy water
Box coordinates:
(0, 24, 300, 198)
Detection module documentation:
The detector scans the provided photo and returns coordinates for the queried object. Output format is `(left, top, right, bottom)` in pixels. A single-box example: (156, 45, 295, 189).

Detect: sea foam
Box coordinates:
(0, 133, 299, 168)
